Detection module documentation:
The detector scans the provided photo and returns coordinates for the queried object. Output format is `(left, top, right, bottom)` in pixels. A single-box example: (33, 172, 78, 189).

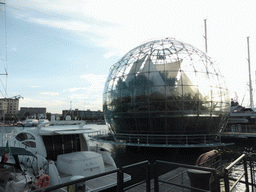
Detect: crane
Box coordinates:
(9, 95, 24, 100)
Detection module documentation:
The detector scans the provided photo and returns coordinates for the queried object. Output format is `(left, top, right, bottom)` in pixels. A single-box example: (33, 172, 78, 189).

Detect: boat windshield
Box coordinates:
(42, 134, 81, 161)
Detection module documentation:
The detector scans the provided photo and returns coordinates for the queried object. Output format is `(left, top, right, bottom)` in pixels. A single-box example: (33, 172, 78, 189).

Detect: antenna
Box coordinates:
(204, 19, 207, 53)
(247, 36, 253, 108)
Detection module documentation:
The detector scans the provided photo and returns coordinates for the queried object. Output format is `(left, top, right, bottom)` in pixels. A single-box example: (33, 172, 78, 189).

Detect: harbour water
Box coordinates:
(0, 124, 254, 191)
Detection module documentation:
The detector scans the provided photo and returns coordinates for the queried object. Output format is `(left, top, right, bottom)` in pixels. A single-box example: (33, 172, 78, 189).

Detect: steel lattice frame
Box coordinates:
(103, 38, 230, 137)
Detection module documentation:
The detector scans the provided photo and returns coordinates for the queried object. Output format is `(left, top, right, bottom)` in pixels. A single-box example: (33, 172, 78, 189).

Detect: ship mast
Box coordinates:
(204, 19, 207, 53)
(247, 36, 254, 108)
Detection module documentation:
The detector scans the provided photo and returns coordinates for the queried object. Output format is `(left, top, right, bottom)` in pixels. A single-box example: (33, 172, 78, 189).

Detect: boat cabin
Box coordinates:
(14, 124, 95, 161)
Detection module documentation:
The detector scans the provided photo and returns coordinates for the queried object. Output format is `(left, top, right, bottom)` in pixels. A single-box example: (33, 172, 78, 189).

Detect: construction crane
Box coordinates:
(9, 95, 24, 100)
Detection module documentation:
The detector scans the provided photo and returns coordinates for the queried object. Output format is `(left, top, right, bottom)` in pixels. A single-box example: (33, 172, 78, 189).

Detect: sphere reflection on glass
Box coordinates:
(103, 38, 230, 136)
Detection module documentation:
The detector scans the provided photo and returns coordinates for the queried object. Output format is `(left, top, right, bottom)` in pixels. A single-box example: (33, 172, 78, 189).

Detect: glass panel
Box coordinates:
(16, 133, 35, 141)
(209, 73, 220, 87)
(125, 73, 136, 87)
(183, 85, 199, 100)
(165, 71, 180, 83)
(180, 59, 195, 72)
(107, 79, 114, 92)
(183, 100, 198, 111)
(166, 101, 182, 112)
(149, 101, 165, 111)
(166, 85, 181, 100)
(148, 71, 165, 86)
(199, 101, 211, 113)
(212, 87, 221, 102)
(212, 101, 221, 112)
(180, 71, 195, 85)
(149, 86, 166, 101)
(22, 141, 36, 148)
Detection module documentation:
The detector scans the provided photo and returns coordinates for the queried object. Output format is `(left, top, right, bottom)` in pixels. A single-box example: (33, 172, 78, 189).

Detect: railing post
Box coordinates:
(249, 156, 254, 192)
(117, 168, 123, 192)
(181, 171, 184, 192)
(154, 161, 159, 192)
(213, 171, 220, 192)
(224, 168, 230, 192)
(243, 157, 249, 192)
(146, 161, 150, 192)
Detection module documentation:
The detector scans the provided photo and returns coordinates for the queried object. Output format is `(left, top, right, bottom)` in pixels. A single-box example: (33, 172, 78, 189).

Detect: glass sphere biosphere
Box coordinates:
(103, 38, 230, 136)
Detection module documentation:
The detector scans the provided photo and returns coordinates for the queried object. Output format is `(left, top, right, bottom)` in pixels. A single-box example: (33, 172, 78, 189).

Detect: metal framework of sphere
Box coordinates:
(103, 38, 230, 136)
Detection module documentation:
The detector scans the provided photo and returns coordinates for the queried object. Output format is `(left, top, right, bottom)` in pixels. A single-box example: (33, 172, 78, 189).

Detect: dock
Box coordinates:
(86, 172, 131, 191)
(126, 167, 190, 192)
(220, 124, 256, 139)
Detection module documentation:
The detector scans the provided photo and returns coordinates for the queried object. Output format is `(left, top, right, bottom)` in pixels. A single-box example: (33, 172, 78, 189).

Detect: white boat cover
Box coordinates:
(57, 151, 105, 177)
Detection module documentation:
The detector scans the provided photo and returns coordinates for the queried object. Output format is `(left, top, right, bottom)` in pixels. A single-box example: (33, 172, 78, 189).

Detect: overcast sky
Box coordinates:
(0, 0, 256, 113)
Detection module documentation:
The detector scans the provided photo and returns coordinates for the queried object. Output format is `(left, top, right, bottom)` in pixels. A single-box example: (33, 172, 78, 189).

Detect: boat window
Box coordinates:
(42, 134, 81, 161)
(22, 141, 36, 148)
(16, 133, 35, 141)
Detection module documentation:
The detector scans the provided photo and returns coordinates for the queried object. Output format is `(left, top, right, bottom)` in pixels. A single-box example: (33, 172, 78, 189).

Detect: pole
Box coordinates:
(243, 157, 249, 192)
(204, 19, 207, 53)
(247, 37, 253, 108)
(146, 162, 150, 192)
(154, 161, 159, 192)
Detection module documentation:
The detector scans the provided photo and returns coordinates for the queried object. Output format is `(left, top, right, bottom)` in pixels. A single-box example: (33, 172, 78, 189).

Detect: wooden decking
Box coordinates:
(126, 167, 190, 192)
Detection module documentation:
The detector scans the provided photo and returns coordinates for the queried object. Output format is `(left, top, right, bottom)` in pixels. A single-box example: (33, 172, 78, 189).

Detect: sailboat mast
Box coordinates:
(247, 36, 253, 108)
(204, 19, 207, 53)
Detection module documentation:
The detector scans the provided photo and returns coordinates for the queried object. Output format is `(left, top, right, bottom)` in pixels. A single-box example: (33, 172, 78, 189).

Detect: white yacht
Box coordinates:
(37, 118, 49, 125)
(11, 120, 131, 191)
(0, 147, 39, 191)
(22, 118, 38, 127)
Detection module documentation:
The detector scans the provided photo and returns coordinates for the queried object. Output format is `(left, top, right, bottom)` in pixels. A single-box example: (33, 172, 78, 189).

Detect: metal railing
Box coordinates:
(29, 155, 256, 192)
(122, 160, 150, 192)
(93, 133, 223, 147)
(30, 159, 221, 192)
(224, 125, 256, 134)
(32, 168, 121, 192)
(153, 160, 220, 192)
(224, 153, 256, 192)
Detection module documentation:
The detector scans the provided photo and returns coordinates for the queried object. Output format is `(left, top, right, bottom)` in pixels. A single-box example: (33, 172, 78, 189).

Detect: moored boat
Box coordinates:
(8, 120, 131, 191)
(0, 147, 41, 191)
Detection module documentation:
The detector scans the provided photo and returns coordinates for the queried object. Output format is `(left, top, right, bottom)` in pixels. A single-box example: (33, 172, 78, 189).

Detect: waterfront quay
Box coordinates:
(33, 153, 256, 192)
(221, 124, 256, 140)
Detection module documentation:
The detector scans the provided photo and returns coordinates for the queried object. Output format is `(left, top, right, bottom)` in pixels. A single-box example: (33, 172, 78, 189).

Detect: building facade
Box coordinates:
(0, 98, 19, 119)
(62, 109, 103, 119)
(20, 107, 47, 119)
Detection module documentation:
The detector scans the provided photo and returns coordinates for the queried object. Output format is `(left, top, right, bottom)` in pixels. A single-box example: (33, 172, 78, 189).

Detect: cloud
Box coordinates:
(63, 87, 84, 93)
(62, 74, 107, 96)
(68, 93, 86, 100)
(80, 74, 107, 93)
(40, 92, 59, 96)
(104, 51, 117, 59)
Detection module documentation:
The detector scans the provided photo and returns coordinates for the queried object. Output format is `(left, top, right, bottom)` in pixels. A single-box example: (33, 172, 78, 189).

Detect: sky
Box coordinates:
(0, 0, 256, 113)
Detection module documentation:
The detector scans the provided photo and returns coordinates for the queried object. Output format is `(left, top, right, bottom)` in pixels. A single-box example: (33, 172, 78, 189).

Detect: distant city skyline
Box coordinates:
(0, 0, 256, 113)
